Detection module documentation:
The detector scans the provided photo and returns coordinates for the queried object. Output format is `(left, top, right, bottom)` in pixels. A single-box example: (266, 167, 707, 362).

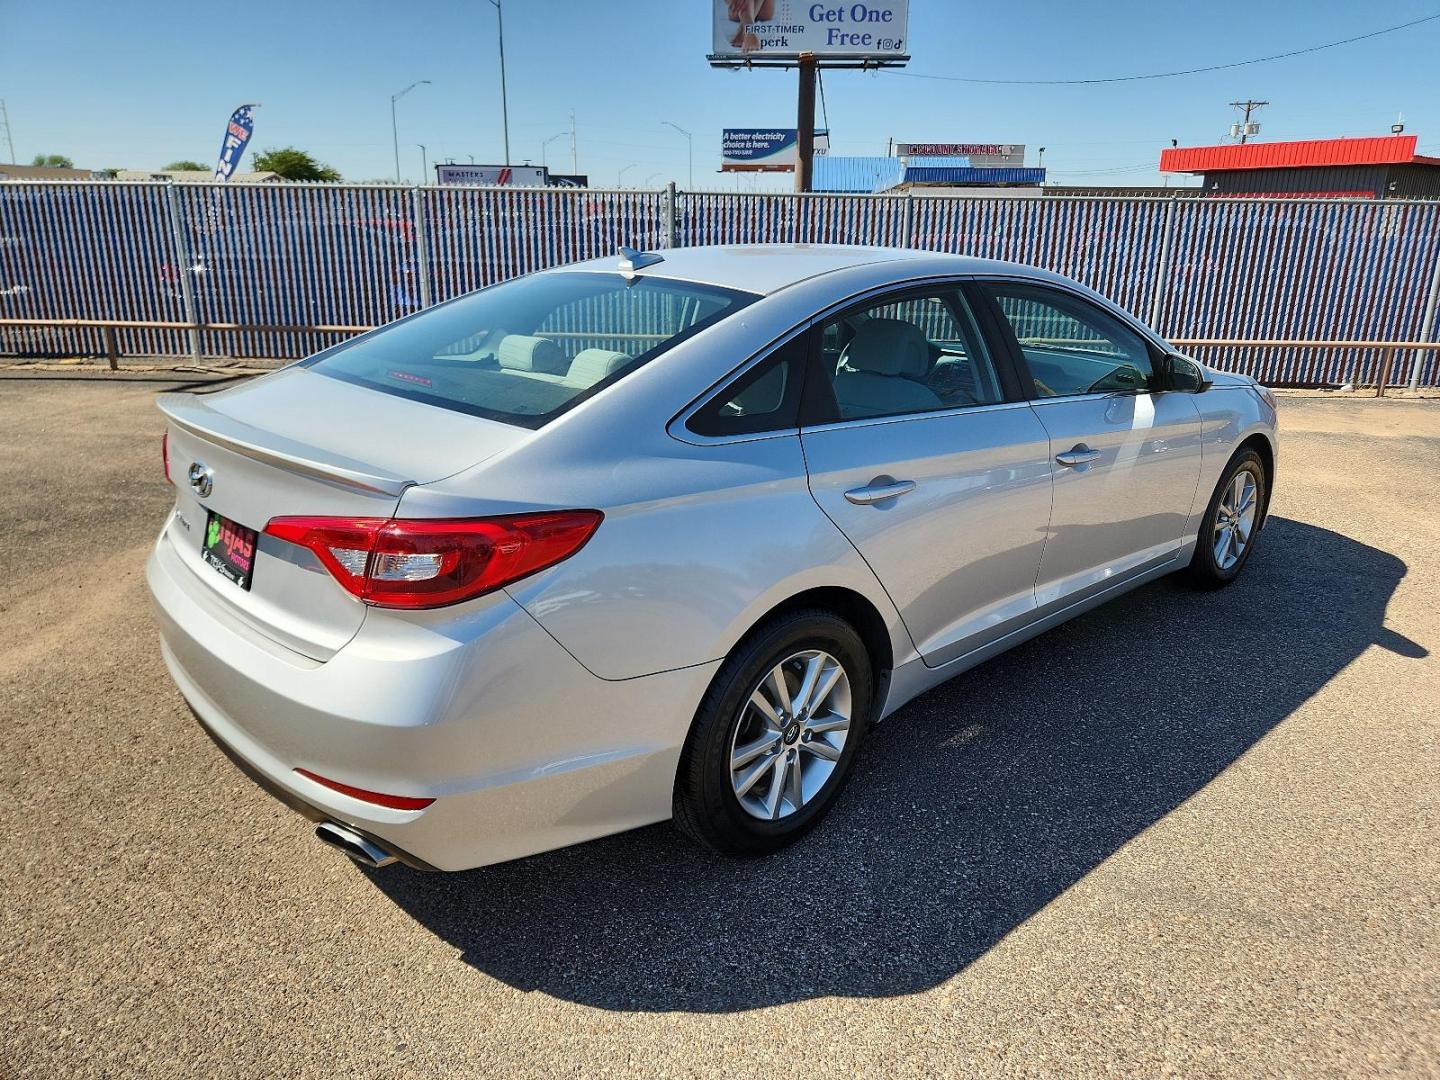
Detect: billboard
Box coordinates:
(711, 1, 908, 63)
(435, 164, 549, 186)
(722, 128, 831, 172)
(895, 143, 1026, 167)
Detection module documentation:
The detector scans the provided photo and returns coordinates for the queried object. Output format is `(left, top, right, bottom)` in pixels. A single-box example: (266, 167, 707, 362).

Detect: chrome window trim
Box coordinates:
(799, 398, 1035, 436)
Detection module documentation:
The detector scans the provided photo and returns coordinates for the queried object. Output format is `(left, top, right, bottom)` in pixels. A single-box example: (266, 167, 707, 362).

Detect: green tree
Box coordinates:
(31, 153, 74, 168)
(251, 146, 341, 182)
(163, 160, 206, 171)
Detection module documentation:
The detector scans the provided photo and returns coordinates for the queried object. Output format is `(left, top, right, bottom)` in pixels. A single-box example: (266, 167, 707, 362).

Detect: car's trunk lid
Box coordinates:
(158, 368, 525, 660)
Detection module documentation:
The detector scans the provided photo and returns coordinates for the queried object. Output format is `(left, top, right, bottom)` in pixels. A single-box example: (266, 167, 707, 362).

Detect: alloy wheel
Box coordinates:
(728, 649, 853, 821)
(1213, 469, 1259, 571)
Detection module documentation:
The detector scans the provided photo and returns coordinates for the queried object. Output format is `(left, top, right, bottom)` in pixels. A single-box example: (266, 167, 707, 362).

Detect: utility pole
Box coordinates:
(570, 111, 577, 174)
(0, 99, 14, 164)
(487, 0, 511, 164)
(795, 53, 817, 193)
(1229, 100, 1268, 144)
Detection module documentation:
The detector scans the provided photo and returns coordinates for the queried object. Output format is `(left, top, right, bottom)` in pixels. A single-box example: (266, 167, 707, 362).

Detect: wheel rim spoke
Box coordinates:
(748, 688, 782, 728)
(800, 738, 841, 762)
(804, 714, 850, 735)
(765, 665, 791, 715)
(785, 753, 803, 810)
(762, 754, 787, 819)
(734, 752, 778, 798)
(806, 663, 843, 716)
(732, 733, 780, 770)
(791, 654, 823, 716)
(1214, 525, 1232, 566)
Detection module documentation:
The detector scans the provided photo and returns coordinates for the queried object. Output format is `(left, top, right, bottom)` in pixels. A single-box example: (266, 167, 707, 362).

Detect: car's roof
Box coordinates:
(559, 244, 1041, 296)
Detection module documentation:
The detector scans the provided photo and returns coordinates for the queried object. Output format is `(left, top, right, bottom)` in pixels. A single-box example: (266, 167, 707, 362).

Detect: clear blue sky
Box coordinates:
(3, 0, 1438, 189)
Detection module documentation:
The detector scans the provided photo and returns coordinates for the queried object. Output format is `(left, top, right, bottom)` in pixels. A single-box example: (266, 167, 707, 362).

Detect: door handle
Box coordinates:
(1055, 445, 1102, 468)
(844, 479, 917, 505)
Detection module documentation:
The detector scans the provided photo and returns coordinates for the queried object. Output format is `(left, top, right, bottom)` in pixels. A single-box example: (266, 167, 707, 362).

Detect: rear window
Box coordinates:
(306, 272, 757, 428)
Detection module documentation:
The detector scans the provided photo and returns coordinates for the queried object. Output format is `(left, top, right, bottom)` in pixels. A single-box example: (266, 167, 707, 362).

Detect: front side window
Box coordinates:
(817, 288, 1004, 422)
(307, 272, 756, 428)
(984, 283, 1154, 398)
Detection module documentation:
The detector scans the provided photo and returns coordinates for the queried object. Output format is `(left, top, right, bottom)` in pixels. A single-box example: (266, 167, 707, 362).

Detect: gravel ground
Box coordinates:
(2, 372, 1437, 1078)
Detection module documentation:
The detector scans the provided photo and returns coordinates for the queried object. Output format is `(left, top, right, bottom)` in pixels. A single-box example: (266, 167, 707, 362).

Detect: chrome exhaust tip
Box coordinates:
(315, 822, 398, 869)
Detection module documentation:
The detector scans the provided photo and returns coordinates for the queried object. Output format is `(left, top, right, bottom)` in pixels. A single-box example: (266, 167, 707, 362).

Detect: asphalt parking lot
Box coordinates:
(2, 370, 1437, 1078)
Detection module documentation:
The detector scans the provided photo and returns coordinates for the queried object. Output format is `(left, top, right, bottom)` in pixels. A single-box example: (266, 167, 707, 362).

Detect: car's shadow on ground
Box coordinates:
(365, 517, 1424, 1012)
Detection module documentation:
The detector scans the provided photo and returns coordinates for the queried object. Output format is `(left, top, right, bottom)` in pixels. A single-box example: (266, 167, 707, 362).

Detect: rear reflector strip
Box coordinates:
(294, 768, 435, 811)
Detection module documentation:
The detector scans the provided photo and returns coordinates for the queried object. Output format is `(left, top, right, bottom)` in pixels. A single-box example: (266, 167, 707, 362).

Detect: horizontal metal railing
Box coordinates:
(4, 313, 1436, 396)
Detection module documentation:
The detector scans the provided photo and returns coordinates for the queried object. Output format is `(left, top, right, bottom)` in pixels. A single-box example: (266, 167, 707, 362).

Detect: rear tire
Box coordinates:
(674, 609, 872, 856)
(1186, 448, 1267, 589)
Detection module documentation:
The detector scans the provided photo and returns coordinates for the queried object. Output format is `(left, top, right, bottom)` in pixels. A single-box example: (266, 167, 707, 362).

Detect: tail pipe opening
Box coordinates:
(314, 822, 398, 869)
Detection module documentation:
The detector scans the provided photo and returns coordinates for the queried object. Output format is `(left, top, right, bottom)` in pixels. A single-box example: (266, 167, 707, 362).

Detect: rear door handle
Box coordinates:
(844, 479, 917, 505)
(1055, 445, 1102, 468)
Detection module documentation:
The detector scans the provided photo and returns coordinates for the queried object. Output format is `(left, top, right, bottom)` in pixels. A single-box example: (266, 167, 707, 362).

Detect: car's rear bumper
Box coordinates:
(147, 532, 720, 871)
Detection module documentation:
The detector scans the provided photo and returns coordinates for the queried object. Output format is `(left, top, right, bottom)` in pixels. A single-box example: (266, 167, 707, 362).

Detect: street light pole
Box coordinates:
(618, 163, 637, 187)
(541, 131, 566, 168)
(487, 0, 512, 164)
(662, 121, 693, 190)
(390, 79, 431, 183)
(418, 144, 428, 183)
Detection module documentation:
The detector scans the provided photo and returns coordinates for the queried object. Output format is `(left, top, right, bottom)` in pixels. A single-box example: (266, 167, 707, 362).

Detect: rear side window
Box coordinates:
(816, 287, 1005, 422)
(307, 272, 756, 429)
(686, 333, 809, 437)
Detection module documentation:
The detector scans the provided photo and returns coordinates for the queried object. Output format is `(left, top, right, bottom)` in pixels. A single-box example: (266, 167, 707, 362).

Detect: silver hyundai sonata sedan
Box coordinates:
(148, 244, 1278, 872)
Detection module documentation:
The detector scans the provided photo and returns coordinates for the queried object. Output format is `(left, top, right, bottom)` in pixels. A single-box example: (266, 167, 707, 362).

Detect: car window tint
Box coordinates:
(687, 333, 807, 437)
(986, 284, 1154, 397)
(818, 288, 1004, 422)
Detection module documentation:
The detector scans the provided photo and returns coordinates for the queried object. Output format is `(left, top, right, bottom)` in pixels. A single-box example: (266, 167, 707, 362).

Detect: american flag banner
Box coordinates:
(213, 105, 258, 182)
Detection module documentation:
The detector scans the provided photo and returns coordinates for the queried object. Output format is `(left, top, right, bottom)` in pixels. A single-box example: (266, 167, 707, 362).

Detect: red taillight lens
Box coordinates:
(294, 768, 435, 811)
(162, 432, 172, 484)
(263, 510, 602, 609)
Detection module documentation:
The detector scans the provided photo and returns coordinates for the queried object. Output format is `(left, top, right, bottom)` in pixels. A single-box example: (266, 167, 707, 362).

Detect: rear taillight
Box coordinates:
(162, 432, 173, 484)
(263, 511, 602, 609)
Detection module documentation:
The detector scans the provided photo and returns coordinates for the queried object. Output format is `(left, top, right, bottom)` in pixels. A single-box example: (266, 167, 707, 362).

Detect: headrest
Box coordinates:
(496, 334, 567, 375)
(841, 318, 930, 378)
(565, 348, 631, 388)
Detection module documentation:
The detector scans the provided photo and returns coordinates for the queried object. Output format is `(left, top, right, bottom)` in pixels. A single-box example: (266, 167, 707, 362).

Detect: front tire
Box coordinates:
(1187, 448, 1267, 588)
(674, 609, 872, 856)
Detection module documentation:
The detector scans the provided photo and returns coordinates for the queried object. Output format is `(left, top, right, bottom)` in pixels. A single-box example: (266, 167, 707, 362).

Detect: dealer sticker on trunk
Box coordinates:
(202, 511, 258, 591)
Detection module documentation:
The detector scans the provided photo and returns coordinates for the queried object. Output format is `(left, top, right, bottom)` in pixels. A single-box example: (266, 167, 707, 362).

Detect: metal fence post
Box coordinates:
(1147, 195, 1179, 332)
(162, 183, 203, 363)
(902, 189, 915, 248)
(1408, 234, 1440, 391)
(664, 181, 678, 249)
(410, 186, 433, 309)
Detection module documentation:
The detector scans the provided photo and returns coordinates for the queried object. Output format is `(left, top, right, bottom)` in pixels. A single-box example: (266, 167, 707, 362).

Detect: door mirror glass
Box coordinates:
(1163, 352, 1210, 393)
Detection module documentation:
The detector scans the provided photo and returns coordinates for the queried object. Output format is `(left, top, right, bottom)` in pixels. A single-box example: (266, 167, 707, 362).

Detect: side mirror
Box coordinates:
(1162, 352, 1212, 393)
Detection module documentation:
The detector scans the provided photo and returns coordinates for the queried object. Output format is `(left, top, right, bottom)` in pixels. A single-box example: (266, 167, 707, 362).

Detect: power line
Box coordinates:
(887, 12, 1440, 86)
(817, 68, 831, 134)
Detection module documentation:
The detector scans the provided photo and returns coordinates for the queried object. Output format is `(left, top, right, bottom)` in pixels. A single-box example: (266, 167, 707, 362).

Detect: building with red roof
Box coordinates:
(1159, 134, 1440, 199)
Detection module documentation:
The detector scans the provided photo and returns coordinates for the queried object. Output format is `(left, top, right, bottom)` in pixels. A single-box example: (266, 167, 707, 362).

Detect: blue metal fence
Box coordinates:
(2, 180, 1439, 386)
